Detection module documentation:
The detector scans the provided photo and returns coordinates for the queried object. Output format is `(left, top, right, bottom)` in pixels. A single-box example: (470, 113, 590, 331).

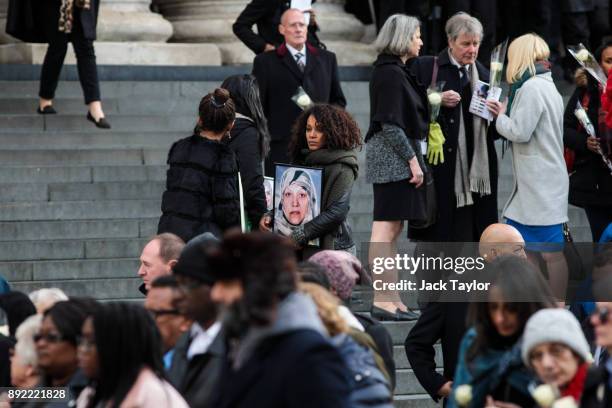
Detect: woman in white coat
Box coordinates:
(487, 33, 569, 304)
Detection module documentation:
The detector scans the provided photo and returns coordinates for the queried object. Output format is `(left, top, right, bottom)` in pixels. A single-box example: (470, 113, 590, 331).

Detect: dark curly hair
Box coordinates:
(288, 104, 362, 162)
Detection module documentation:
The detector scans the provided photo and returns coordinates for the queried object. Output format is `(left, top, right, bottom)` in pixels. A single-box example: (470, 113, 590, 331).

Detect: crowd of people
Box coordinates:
(2, 0, 612, 407)
(0, 229, 611, 407)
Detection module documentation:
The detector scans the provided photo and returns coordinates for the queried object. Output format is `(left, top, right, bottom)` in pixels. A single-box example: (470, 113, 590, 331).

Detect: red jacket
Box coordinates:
(602, 69, 612, 128)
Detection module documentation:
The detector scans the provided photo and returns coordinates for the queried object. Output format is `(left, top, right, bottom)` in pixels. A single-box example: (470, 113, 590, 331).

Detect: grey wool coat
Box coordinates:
(495, 72, 569, 226)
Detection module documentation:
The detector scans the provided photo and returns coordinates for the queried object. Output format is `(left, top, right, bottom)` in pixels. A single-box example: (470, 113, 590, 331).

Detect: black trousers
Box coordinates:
(39, 11, 100, 104)
(584, 206, 612, 242)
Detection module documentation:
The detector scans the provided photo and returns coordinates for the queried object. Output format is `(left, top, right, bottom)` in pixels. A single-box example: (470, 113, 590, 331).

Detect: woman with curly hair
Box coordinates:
(261, 104, 360, 253)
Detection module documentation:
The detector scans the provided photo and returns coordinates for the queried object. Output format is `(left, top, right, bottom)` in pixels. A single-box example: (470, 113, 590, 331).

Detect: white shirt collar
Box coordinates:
(286, 43, 307, 65)
(448, 50, 470, 75)
(187, 321, 221, 360)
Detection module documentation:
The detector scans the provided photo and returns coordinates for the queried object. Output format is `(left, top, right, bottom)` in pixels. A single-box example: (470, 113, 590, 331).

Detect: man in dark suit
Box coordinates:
(409, 12, 498, 243)
(233, 0, 322, 55)
(252, 8, 346, 176)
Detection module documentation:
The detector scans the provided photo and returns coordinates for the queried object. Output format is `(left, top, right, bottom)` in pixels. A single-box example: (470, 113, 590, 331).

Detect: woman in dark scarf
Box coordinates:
(447, 255, 556, 408)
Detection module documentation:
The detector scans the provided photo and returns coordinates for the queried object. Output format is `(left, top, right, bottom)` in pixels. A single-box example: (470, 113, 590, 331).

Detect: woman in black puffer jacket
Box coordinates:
(157, 88, 240, 242)
(221, 74, 270, 229)
(563, 41, 612, 242)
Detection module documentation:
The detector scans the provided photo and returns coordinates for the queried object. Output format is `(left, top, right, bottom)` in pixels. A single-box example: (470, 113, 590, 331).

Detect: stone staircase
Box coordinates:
(0, 75, 589, 407)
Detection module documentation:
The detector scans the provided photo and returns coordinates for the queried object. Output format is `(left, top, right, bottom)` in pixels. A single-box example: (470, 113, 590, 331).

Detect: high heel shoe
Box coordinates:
(87, 111, 111, 129)
(37, 105, 57, 114)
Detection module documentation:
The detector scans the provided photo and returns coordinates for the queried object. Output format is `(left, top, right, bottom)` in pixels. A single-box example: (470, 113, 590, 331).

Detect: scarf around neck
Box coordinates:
(507, 61, 551, 115)
(59, 0, 91, 34)
(455, 61, 491, 208)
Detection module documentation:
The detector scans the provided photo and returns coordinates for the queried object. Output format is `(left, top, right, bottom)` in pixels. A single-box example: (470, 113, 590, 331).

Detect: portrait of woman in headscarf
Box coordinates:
(274, 166, 321, 246)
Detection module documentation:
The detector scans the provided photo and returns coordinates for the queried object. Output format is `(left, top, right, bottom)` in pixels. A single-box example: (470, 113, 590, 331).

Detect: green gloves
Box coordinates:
(427, 122, 445, 165)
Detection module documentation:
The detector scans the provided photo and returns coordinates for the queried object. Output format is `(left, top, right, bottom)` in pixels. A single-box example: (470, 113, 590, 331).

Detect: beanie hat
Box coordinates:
(308, 250, 361, 301)
(172, 232, 219, 284)
(521, 308, 590, 366)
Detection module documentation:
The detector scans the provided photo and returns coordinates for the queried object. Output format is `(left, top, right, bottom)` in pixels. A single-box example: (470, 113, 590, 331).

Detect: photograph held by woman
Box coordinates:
(157, 88, 241, 242)
(285, 104, 361, 253)
(365, 14, 428, 322)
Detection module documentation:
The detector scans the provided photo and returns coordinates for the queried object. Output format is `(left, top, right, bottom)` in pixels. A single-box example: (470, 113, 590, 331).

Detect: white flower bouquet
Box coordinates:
(567, 43, 608, 87)
(291, 86, 313, 110)
(489, 39, 508, 92)
(574, 101, 612, 174)
(427, 81, 445, 123)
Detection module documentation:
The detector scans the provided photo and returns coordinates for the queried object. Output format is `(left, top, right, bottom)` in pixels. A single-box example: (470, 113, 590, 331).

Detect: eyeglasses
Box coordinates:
(33, 332, 67, 343)
(148, 309, 181, 318)
(593, 307, 610, 325)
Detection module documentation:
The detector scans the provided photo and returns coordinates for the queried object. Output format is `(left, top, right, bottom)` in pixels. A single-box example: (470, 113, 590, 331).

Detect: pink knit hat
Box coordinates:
(308, 250, 361, 300)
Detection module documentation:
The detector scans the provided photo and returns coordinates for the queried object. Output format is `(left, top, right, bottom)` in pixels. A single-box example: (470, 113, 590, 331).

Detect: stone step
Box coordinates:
(9, 277, 143, 300)
(396, 368, 441, 395)
(0, 131, 183, 149)
(0, 165, 166, 184)
(0, 237, 148, 261)
(0, 98, 199, 115)
(381, 321, 417, 346)
(48, 181, 165, 202)
(394, 394, 441, 408)
(0, 115, 195, 132)
(0, 258, 139, 282)
(0, 200, 161, 221)
(0, 81, 214, 99)
(0, 148, 166, 166)
(0, 219, 153, 241)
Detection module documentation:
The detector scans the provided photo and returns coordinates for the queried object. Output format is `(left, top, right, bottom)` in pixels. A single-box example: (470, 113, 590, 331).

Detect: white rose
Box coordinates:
(490, 61, 503, 72)
(576, 49, 590, 62)
(297, 94, 312, 108)
(551, 396, 578, 408)
(428, 92, 442, 105)
(532, 384, 556, 408)
(575, 107, 588, 122)
(454, 385, 472, 407)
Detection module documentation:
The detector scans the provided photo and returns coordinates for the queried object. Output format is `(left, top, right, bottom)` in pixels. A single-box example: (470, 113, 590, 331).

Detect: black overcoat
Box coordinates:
(6, 0, 99, 42)
(227, 118, 267, 227)
(253, 42, 346, 144)
(404, 302, 469, 405)
(366, 53, 429, 142)
(409, 49, 499, 241)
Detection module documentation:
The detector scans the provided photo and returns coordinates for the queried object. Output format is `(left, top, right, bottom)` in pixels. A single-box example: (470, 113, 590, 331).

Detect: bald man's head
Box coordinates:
(279, 9, 307, 50)
(479, 223, 526, 262)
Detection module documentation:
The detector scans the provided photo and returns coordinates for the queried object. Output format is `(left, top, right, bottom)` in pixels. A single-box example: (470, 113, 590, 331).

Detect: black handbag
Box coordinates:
(408, 170, 436, 229)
